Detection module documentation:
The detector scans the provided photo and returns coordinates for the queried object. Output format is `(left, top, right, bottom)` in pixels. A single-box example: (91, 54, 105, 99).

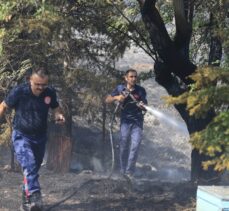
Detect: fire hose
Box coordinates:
(108, 102, 120, 178)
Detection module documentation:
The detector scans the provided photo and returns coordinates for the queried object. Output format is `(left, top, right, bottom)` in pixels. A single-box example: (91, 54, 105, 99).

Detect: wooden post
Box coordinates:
(46, 90, 72, 173)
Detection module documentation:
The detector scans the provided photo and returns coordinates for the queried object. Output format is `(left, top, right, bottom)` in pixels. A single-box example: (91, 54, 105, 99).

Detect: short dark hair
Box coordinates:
(32, 66, 49, 77)
(125, 68, 137, 76)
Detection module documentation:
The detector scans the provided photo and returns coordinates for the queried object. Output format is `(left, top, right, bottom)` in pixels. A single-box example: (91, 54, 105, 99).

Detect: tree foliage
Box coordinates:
(166, 66, 229, 171)
(164, 0, 229, 171)
(0, 0, 135, 146)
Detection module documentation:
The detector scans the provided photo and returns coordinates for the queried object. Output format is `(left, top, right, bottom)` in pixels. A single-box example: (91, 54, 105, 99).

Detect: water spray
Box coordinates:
(126, 89, 187, 133)
(143, 105, 188, 133)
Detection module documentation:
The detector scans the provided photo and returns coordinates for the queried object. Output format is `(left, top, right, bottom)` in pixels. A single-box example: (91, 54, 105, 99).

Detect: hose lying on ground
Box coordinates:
(108, 102, 120, 178)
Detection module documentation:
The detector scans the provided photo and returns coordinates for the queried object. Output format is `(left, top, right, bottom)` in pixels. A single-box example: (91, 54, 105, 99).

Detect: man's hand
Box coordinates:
(55, 113, 65, 124)
(137, 101, 146, 111)
(116, 94, 126, 103)
(105, 93, 126, 104)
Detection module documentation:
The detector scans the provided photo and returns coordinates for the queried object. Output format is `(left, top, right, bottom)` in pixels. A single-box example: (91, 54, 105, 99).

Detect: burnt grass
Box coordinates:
(0, 166, 196, 211)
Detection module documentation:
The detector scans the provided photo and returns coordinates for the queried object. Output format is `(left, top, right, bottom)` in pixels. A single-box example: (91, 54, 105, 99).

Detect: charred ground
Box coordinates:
(0, 163, 196, 211)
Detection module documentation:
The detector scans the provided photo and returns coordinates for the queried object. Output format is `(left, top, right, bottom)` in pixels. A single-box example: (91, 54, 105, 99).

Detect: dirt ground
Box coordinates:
(0, 152, 197, 211)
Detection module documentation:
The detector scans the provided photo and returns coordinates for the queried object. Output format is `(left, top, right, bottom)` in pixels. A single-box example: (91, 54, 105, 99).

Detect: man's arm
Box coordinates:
(0, 101, 8, 118)
(53, 106, 65, 124)
(105, 95, 125, 104)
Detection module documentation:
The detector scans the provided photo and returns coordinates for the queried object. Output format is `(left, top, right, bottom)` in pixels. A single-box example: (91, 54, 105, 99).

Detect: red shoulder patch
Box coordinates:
(44, 96, 51, 104)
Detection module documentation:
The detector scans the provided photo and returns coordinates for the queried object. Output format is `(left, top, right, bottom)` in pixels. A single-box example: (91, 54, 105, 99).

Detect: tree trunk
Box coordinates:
(46, 90, 72, 173)
(46, 124, 72, 173)
(138, 0, 220, 183)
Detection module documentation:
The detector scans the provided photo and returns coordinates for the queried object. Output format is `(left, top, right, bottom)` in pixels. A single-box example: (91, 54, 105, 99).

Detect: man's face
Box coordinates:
(125, 71, 137, 87)
(30, 73, 48, 96)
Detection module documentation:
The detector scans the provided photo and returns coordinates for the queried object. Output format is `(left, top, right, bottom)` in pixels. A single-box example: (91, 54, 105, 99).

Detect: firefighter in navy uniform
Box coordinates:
(0, 66, 65, 211)
(105, 69, 147, 177)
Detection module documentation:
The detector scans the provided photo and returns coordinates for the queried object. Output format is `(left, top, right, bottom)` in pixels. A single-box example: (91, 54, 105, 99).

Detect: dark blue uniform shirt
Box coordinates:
(111, 84, 147, 124)
(4, 83, 59, 136)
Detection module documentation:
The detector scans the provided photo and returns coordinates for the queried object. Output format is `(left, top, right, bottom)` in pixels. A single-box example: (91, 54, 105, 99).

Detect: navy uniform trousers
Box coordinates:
(12, 130, 46, 197)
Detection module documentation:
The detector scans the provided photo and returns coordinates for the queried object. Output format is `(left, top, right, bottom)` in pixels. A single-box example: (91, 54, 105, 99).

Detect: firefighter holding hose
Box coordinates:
(105, 68, 147, 178)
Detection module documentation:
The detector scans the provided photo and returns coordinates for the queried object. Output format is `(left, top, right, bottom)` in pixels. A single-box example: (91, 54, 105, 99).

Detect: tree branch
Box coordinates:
(110, 1, 156, 60)
(173, 0, 193, 59)
(139, 0, 196, 81)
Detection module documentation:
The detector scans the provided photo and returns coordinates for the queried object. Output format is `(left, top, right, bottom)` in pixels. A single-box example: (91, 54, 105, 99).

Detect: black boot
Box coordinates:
(20, 190, 30, 211)
(29, 191, 43, 211)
